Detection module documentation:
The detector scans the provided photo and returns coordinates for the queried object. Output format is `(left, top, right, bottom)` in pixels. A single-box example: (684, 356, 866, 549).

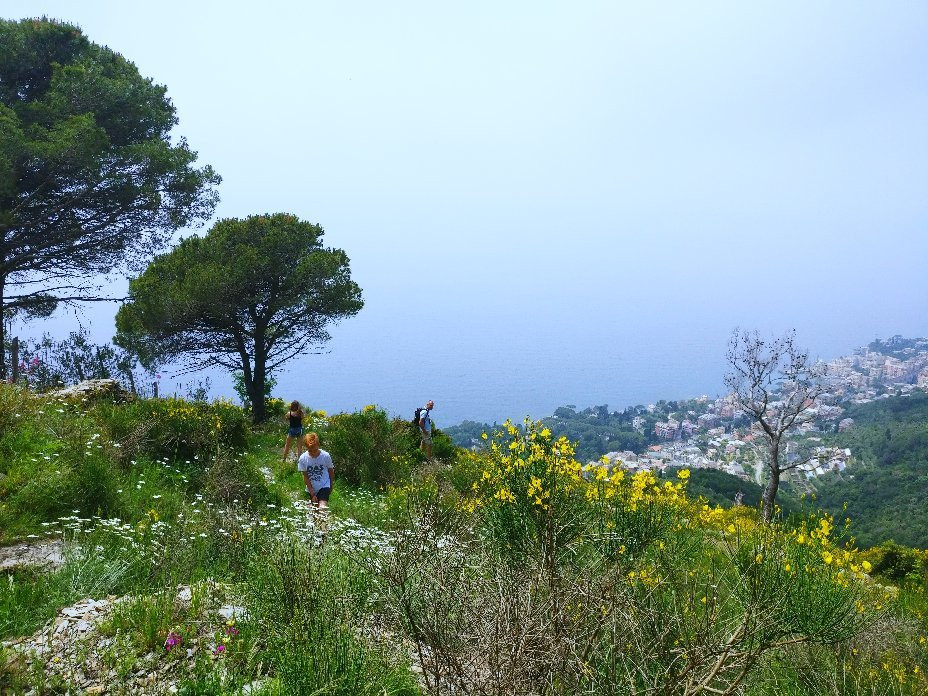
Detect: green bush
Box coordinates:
(72, 454, 118, 518)
(324, 407, 416, 487)
(865, 542, 928, 584)
(0, 384, 34, 441)
(204, 451, 280, 509)
(2, 467, 75, 534)
(429, 427, 456, 461)
(0, 437, 120, 532)
(0, 566, 73, 640)
(265, 397, 287, 419)
(93, 397, 249, 464)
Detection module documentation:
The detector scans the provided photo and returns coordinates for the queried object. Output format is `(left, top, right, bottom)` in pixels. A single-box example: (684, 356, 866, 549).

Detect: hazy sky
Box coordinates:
(5, 1, 928, 423)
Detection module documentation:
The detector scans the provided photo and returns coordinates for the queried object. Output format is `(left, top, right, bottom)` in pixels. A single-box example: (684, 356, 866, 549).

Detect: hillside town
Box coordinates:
(599, 337, 928, 482)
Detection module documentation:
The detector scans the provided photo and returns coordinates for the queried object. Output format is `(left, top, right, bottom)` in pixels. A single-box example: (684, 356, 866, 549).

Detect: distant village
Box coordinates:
(595, 337, 928, 483)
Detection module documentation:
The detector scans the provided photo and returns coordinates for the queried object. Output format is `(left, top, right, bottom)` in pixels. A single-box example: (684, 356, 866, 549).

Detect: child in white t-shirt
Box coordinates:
(297, 432, 334, 508)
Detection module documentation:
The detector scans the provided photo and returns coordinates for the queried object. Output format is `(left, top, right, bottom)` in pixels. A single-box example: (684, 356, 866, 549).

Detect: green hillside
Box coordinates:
(2, 386, 927, 694)
(814, 392, 928, 549)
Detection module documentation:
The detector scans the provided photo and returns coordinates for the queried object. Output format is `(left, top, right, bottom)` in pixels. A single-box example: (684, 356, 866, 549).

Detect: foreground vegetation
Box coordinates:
(1, 384, 926, 694)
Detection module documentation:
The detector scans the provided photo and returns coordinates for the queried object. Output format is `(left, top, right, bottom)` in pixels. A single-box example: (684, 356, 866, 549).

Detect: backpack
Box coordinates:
(413, 407, 423, 427)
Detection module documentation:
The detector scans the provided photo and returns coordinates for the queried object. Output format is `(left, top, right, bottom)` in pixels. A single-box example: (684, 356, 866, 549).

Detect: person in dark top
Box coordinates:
(282, 400, 305, 462)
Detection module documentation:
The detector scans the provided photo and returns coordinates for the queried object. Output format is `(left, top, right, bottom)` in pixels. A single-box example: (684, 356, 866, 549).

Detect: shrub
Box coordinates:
(204, 451, 280, 509)
(0, 383, 34, 442)
(2, 466, 75, 533)
(375, 420, 886, 694)
(466, 420, 598, 573)
(324, 407, 416, 487)
(0, 566, 74, 640)
(864, 542, 928, 584)
(265, 397, 287, 419)
(429, 427, 456, 461)
(93, 397, 249, 464)
(72, 453, 119, 518)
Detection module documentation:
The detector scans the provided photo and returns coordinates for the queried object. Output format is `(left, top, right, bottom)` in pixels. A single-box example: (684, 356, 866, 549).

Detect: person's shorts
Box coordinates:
(420, 432, 432, 445)
(288, 426, 303, 438)
(314, 487, 331, 502)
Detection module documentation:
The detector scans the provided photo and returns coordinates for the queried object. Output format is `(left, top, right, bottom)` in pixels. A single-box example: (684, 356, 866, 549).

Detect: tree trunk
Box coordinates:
(0, 277, 6, 380)
(249, 369, 267, 423)
(11, 337, 19, 383)
(248, 324, 269, 424)
(247, 340, 268, 423)
(761, 441, 781, 523)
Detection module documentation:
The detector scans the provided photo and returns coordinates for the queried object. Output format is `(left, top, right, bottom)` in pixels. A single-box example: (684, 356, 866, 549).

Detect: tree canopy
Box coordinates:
(115, 213, 363, 422)
(0, 18, 220, 376)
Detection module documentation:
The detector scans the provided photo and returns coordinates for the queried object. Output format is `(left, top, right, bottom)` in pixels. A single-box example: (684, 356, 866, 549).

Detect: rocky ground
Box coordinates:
(0, 539, 64, 572)
(2, 584, 260, 695)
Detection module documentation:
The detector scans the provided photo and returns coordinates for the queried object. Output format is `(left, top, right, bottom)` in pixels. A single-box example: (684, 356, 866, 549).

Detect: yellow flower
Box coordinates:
(493, 486, 515, 503)
(862, 560, 872, 572)
(755, 553, 764, 564)
(677, 469, 690, 481)
(822, 551, 834, 565)
(784, 563, 792, 572)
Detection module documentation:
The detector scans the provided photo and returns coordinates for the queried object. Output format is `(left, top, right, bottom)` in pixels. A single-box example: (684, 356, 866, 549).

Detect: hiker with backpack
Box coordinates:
(416, 399, 435, 460)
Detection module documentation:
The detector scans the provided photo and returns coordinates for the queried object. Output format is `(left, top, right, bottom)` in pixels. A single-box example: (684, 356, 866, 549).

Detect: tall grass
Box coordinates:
(245, 538, 418, 695)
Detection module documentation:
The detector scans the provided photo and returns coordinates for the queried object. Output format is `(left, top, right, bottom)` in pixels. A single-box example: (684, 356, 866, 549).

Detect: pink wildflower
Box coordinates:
(164, 631, 183, 651)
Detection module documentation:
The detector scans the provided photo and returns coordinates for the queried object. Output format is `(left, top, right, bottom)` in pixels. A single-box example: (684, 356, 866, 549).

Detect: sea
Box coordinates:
(203, 319, 736, 427)
(33, 296, 914, 429)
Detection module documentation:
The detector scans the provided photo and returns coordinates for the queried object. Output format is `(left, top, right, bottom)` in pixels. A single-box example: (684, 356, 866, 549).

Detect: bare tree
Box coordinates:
(724, 330, 826, 522)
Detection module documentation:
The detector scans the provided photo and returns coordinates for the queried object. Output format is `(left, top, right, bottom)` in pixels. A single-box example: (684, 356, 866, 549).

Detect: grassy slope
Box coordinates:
(2, 390, 927, 694)
(0, 395, 417, 695)
(814, 392, 928, 549)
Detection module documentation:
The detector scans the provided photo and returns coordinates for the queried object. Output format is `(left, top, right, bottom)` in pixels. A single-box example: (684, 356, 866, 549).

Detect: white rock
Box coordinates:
(217, 604, 249, 621)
